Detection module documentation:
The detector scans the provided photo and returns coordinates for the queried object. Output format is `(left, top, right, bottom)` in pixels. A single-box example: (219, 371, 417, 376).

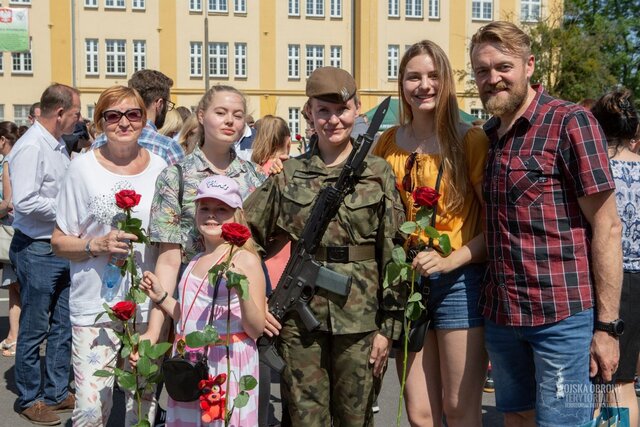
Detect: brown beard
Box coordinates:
(481, 80, 528, 117)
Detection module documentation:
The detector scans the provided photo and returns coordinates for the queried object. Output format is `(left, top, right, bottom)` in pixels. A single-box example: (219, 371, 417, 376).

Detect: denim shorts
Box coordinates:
(422, 262, 485, 329)
(485, 309, 594, 427)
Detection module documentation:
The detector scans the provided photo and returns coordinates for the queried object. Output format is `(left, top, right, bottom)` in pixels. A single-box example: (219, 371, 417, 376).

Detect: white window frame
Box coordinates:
(189, 0, 202, 12)
(12, 52, 32, 74)
(208, 0, 228, 12)
(132, 0, 145, 10)
(330, 0, 342, 17)
(87, 105, 96, 122)
(470, 108, 490, 120)
(85, 39, 99, 75)
(472, 0, 492, 20)
(520, 0, 541, 22)
(133, 40, 146, 72)
(306, 0, 324, 17)
(84, 0, 98, 7)
(208, 42, 228, 77)
(305, 45, 324, 77)
(288, 44, 300, 79)
(8, 0, 31, 4)
(105, 39, 126, 75)
(288, 107, 300, 137)
(288, 0, 300, 16)
(387, 45, 399, 79)
(190, 42, 203, 77)
(234, 43, 247, 78)
(428, 0, 439, 18)
(13, 105, 30, 127)
(330, 46, 341, 68)
(105, 0, 125, 9)
(234, 0, 246, 13)
(406, 0, 423, 18)
(388, 0, 399, 17)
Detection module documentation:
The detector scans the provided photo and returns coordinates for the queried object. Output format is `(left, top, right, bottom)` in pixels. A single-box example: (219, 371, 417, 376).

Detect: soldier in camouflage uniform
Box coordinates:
(244, 67, 406, 426)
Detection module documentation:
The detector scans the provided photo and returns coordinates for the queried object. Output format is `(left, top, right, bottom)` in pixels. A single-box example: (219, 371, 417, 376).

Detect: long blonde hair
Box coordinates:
(250, 115, 290, 165)
(398, 40, 468, 213)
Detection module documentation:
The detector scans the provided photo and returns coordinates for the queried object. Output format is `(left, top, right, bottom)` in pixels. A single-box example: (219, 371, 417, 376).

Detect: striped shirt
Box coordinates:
(480, 84, 615, 326)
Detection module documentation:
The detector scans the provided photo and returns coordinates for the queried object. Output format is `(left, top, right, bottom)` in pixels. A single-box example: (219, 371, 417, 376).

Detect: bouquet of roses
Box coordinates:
(180, 222, 257, 426)
(383, 186, 451, 426)
(94, 189, 172, 427)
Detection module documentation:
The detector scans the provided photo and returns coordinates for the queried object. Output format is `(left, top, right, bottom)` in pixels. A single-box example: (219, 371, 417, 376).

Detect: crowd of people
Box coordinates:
(0, 20, 638, 427)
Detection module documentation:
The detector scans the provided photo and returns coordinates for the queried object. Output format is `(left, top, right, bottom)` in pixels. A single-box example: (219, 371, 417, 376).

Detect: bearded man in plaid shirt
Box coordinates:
(470, 21, 623, 427)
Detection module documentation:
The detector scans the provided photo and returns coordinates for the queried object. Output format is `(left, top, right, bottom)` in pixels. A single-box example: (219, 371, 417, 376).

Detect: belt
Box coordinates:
(314, 245, 376, 263)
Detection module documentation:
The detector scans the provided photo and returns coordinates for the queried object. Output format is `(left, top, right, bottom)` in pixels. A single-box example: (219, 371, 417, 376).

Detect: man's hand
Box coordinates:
(263, 299, 282, 337)
(369, 332, 392, 377)
(589, 330, 619, 382)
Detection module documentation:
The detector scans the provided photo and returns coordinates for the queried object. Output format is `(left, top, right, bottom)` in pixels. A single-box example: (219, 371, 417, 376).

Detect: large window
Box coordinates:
(428, 0, 439, 18)
(12, 52, 32, 74)
(471, 108, 490, 120)
(406, 0, 423, 17)
(189, 0, 202, 11)
(330, 0, 341, 17)
(85, 39, 99, 75)
(288, 107, 300, 138)
(84, 0, 98, 7)
(330, 46, 341, 68)
(208, 0, 227, 12)
(133, 40, 146, 72)
(132, 0, 145, 10)
(190, 42, 203, 76)
(288, 0, 299, 16)
(234, 0, 246, 13)
(387, 45, 399, 79)
(208, 42, 228, 77)
(306, 0, 324, 16)
(305, 45, 324, 77)
(472, 0, 492, 20)
(13, 105, 30, 126)
(105, 39, 126, 75)
(520, 0, 541, 21)
(234, 43, 247, 78)
(288, 44, 300, 79)
(388, 0, 399, 17)
(105, 0, 125, 8)
(87, 104, 95, 122)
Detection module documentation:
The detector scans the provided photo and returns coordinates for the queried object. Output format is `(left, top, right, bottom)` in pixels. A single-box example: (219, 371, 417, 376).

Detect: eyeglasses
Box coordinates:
(102, 108, 144, 124)
(402, 152, 418, 192)
(165, 99, 175, 111)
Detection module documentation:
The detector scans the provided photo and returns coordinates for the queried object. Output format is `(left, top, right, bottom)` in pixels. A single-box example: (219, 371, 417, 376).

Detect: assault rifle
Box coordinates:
(258, 97, 391, 373)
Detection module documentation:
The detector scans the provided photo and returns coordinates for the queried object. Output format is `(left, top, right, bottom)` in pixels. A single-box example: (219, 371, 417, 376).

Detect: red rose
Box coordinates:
(221, 223, 251, 247)
(111, 300, 136, 321)
(115, 190, 141, 210)
(412, 186, 440, 208)
(295, 134, 302, 141)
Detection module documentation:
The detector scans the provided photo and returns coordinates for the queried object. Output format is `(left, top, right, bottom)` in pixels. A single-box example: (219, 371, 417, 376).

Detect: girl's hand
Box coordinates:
(411, 247, 455, 276)
(129, 350, 139, 369)
(140, 271, 166, 303)
(93, 229, 138, 256)
(268, 155, 288, 175)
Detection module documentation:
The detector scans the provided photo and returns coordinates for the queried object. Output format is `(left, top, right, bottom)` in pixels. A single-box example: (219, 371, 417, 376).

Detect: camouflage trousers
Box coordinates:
(278, 320, 381, 427)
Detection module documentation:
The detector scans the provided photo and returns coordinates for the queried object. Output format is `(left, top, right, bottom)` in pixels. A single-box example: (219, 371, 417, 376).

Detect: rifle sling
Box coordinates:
(314, 244, 376, 263)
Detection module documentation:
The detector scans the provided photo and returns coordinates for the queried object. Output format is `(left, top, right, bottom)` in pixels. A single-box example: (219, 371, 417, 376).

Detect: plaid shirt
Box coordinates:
(93, 121, 184, 165)
(481, 85, 615, 326)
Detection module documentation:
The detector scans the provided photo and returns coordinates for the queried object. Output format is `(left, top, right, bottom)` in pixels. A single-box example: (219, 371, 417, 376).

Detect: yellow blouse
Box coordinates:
(372, 125, 489, 251)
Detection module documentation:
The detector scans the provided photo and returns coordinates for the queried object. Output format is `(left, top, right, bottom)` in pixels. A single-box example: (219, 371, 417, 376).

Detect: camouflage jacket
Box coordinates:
(244, 151, 406, 338)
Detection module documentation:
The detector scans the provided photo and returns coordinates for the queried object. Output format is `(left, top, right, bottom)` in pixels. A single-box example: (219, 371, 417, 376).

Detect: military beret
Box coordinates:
(306, 67, 357, 103)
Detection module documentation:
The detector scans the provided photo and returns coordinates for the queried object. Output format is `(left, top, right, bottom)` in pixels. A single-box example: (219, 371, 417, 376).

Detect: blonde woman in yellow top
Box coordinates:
(373, 40, 489, 427)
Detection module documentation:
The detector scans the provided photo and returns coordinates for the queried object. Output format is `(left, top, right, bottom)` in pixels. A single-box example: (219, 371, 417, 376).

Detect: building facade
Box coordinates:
(0, 0, 560, 132)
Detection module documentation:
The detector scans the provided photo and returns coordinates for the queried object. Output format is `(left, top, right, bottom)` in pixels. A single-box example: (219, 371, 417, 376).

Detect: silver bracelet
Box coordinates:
(84, 239, 97, 258)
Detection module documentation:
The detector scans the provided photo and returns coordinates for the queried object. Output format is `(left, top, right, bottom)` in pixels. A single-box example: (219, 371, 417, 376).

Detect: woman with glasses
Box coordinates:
(372, 40, 489, 426)
(51, 85, 167, 425)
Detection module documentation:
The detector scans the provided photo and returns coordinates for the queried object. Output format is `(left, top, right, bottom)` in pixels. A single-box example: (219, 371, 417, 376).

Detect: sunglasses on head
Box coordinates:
(102, 108, 143, 124)
(402, 152, 418, 192)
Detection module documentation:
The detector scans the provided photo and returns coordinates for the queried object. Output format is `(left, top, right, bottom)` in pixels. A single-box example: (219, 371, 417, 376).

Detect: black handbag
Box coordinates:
(162, 272, 223, 402)
(393, 163, 443, 353)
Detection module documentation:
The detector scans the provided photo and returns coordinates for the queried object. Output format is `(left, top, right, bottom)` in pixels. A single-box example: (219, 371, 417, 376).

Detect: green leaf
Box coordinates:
(408, 291, 422, 303)
(233, 390, 250, 408)
(135, 420, 151, 427)
(127, 218, 143, 229)
(238, 375, 258, 391)
(138, 339, 151, 358)
(117, 372, 137, 391)
(226, 271, 250, 300)
(439, 234, 452, 256)
(137, 356, 152, 377)
(415, 208, 433, 230)
(131, 332, 140, 345)
(130, 288, 147, 304)
(399, 221, 418, 234)
(94, 311, 107, 323)
(147, 342, 173, 359)
(94, 369, 114, 378)
(120, 345, 131, 359)
(391, 246, 407, 264)
(423, 226, 440, 239)
(208, 264, 226, 285)
(405, 300, 423, 321)
(185, 331, 207, 349)
(383, 262, 404, 288)
(202, 324, 220, 344)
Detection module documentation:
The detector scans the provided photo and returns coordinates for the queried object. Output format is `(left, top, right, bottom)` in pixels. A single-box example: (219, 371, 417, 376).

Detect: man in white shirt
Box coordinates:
(8, 83, 80, 426)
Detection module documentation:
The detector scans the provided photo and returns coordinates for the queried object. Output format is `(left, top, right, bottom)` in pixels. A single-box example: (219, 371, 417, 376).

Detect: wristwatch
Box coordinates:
(594, 319, 624, 337)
